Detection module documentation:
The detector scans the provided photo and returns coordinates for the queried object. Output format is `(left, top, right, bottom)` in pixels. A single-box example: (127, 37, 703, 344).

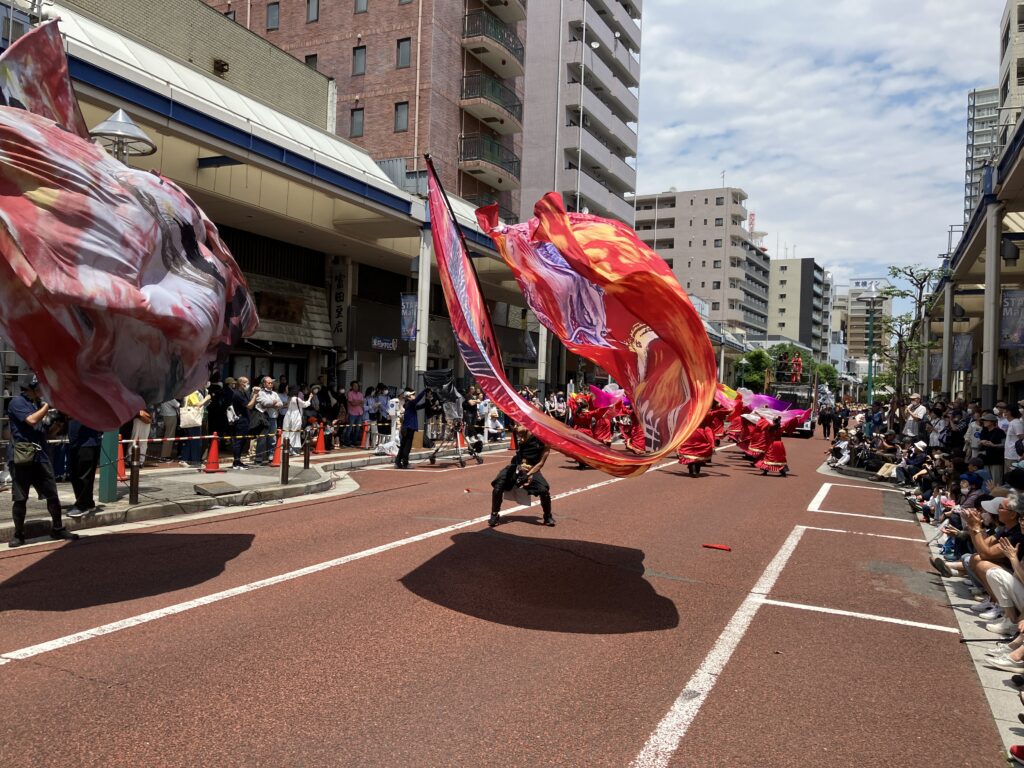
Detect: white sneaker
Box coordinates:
(986, 642, 1015, 658)
(980, 606, 1004, 621)
(987, 654, 1024, 672)
(987, 618, 1018, 635)
(972, 599, 996, 614)
(66, 506, 84, 519)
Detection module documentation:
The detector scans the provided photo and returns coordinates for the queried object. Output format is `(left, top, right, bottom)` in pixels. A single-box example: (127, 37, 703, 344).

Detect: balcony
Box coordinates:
(463, 10, 524, 79)
(566, 41, 639, 126)
(565, 0, 640, 88)
(460, 74, 523, 135)
(563, 80, 638, 156)
(464, 194, 519, 224)
(557, 165, 635, 224)
(588, 0, 641, 53)
(459, 134, 521, 190)
(480, 0, 526, 24)
(562, 117, 636, 194)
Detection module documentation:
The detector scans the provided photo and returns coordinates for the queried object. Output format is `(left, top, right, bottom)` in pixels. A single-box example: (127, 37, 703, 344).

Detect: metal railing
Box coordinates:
(463, 194, 519, 224)
(461, 73, 523, 122)
(463, 10, 524, 64)
(459, 134, 521, 179)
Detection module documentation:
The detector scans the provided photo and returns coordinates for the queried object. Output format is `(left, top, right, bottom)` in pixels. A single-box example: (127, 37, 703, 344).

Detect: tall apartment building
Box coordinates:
(999, 1, 1024, 149)
(766, 258, 828, 362)
(841, 278, 893, 375)
(520, 0, 641, 224)
(205, 0, 527, 221)
(965, 87, 999, 221)
(632, 187, 770, 338)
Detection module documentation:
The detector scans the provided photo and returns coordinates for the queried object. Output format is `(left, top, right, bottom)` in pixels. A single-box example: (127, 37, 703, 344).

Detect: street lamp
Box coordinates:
(89, 109, 156, 164)
(857, 285, 882, 405)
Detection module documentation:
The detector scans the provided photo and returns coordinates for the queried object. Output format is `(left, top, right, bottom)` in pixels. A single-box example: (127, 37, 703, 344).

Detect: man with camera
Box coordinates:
(6, 374, 78, 547)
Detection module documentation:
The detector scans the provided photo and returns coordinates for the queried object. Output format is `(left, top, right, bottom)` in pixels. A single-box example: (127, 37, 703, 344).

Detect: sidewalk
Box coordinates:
(0, 440, 510, 542)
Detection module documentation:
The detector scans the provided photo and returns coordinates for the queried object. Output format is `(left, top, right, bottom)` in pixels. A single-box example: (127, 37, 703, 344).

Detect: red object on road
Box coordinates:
(702, 543, 732, 552)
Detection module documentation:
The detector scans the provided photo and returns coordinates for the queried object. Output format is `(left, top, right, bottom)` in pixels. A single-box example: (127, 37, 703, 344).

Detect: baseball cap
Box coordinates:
(980, 498, 1004, 516)
(224, 377, 237, 386)
(22, 373, 39, 390)
(981, 413, 998, 422)
(960, 472, 982, 486)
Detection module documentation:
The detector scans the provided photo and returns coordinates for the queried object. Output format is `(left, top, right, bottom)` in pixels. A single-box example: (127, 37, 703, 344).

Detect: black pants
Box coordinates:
(395, 427, 416, 468)
(10, 459, 63, 536)
(69, 445, 99, 510)
(821, 419, 831, 439)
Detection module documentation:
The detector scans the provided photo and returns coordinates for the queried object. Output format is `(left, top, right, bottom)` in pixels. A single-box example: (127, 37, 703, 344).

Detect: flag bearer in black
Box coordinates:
(490, 424, 553, 528)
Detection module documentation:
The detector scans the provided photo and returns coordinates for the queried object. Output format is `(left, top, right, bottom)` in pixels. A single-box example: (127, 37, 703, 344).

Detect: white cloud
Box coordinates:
(635, 0, 1005, 289)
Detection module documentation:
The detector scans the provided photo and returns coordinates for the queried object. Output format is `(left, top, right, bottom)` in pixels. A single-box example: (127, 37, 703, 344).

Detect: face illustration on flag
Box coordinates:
(0, 22, 257, 429)
(427, 162, 716, 477)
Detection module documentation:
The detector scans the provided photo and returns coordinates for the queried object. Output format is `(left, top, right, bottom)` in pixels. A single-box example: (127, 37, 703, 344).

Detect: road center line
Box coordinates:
(759, 598, 958, 633)
(630, 526, 807, 768)
(1, 461, 682, 666)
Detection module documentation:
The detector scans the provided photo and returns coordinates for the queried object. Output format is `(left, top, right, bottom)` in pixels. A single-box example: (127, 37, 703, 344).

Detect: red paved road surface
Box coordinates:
(0, 438, 1006, 766)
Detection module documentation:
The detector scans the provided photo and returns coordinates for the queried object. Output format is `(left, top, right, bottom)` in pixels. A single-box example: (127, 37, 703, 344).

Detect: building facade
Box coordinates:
(632, 187, 770, 338)
(999, 1, 1024, 149)
(766, 257, 828, 362)
(204, 0, 527, 223)
(840, 278, 893, 374)
(519, 0, 641, 225)
(965, 87, 999, 222)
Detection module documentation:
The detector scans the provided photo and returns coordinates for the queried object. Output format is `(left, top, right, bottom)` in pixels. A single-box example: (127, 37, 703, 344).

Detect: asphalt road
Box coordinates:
(0, 437, 1006, 767)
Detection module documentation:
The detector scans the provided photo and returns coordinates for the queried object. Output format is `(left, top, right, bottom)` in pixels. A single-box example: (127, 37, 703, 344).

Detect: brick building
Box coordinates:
(204, 0, 526, 221)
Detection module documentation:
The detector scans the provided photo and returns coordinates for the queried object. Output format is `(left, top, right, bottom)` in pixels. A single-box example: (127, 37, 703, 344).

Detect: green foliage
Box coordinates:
(735, 349, 772, 393)
(814, 362, 838, 389)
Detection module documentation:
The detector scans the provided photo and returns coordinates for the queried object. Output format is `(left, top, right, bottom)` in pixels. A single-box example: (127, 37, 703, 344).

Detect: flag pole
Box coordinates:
(422, 153, 508, 379)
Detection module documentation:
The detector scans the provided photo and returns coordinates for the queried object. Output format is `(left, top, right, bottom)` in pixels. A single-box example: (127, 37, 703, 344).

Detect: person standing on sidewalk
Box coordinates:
(251, 377, 282, 465)
(6, 375, 78, 547)
(344, 380, 365, 447)
(221, 378, 251, 470)
(66, 418, 102, 519)
(395, 389, 428, 469)
(157, 399, 179, 463)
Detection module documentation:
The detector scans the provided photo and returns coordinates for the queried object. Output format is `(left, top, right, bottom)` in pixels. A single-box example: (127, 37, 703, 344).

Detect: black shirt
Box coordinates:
(514, 435, 546, 466)
(980, 425, 1006, 466)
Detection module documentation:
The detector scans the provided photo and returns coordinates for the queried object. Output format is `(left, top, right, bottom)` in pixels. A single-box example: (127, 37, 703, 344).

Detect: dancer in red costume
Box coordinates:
(755, 416, 789, 476)
(618, 403, 645, 454)
(742, 414, 772, 462)
(591, 405, 614, 446)
(707, 402, 728, 445)
(677, 414, 715, 476)
(791, 353, 804, 384)
(724, 399, 748, 443)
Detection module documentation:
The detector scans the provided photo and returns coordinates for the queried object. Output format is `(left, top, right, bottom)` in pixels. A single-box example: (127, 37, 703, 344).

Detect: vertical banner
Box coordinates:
(1001, 289, 1024, 349)
(929, 353, 942, 382)
(953, 333, 973, 372)
(329, 260, 346, 348)
(400, 292, 417, 341)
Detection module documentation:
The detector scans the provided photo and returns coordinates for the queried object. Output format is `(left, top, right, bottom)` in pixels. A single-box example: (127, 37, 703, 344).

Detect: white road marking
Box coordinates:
(800, 525, 923, 543)
(630, 526, 807, 768)
(759, 598, 958, 633)
(807, 483, 831, 512)
(827, 482, 904, 494)
(810, 508, 915, 524)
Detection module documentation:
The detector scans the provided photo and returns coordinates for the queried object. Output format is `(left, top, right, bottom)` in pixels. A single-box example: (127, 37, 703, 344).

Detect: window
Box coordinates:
(266, 2, 279, 29)
(780, 265, 787, 272)
(715, 218, 723, 226)
(703, 219, 708, 225)
(686, 281, 691, 289)
(712, 281, 721, 290)
(700, 282, 705, 288)
(780, 279, 787, 286)
(687, 241, 692, 248)
(713, 260, 721, 268)
(350, 108, 364, 138)
(778, 322, 786, 328)
(687, 261, 692, 268)
(355, 0, 368, 12)
(702, 240, 707, 246)
(664, 259, 674, 269)
(712, 302, 720, 311)
(778, 308, 786, 315)
(701, 261, 706, 267)
(778, 293, 787, 299)
(689, 219, 693, 226)
(304, 53, 318, 69)
(690, 198, 694, 206)
(704, 197, 708, 204)
(352, 46, 366, 75)
(714, 239, 723, 247)
(307, 0, 319, 22)
(396, 38, 411, 68)
(394, 101, 409, 132)
(225, 9, 236, 20)
(400, 0, 413, 4)
(715, 196, 724, 205)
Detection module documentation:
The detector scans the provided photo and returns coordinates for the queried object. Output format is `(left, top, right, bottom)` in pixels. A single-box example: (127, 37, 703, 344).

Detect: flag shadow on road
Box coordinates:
(399, 530, 679, 634)
(0, 532, 254, 613)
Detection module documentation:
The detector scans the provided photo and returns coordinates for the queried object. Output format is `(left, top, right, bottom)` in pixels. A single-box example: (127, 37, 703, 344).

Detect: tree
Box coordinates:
(735, 349, 771, 392)
(814, 362, 838, 389)
(877, 264, 944, 428)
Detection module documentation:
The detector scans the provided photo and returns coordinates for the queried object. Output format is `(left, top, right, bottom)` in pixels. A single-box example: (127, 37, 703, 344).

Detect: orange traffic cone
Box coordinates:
(202, 433, 225, 473)
(509, 429, 517, 452)
(269, 429, 283, 467)
(117, 442, 127, 481)
(456, 429, 467, 450)
(359, 422, 370, 449)
(313, 426, 327, 455)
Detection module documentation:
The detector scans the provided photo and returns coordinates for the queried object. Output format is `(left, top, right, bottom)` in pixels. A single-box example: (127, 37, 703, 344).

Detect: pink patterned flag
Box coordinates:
(0, 22, 257, 429)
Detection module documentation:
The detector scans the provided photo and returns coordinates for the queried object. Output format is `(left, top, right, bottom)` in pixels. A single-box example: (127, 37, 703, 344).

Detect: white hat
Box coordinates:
(981, 498, 1004, 516)
(914, 441, 927, 451)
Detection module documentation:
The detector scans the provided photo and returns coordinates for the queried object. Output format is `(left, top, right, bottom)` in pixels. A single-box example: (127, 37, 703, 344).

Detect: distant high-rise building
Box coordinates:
(203, 0, 527, 221)
(841, 278, 893, 375)
(520, 0, 641, 224)
(965, 87, 999, 221)
(998, 2, 1024, 150)
(767, 258, 829, 362)
(632, 188, 769, 338)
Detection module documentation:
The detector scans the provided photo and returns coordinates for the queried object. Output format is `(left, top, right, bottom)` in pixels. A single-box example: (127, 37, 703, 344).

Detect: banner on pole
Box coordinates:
(1001, 290, 1024, 349)
(329, 261, 346, 348)
(953, 333, 973, 372)
(400, 293, 417, 341)
(929, 353, 942, 382)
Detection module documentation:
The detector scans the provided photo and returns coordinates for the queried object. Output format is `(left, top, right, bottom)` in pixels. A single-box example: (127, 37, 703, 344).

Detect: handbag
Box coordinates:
(179, 405, 203, 429)
(250, 409, 268, 433)
(226, 405, 238, 425)
(13, 441, 39, 466)
(1016, 437, 1024, 458)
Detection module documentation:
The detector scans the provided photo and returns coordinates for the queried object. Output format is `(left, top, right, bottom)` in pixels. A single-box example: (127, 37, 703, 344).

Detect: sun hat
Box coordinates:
(914, 441, 927, 450)
(980, 498, 1004, 516)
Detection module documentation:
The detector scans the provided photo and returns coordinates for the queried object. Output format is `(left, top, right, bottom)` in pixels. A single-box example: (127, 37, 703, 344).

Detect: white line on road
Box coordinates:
(800, 525, 923, 543)
(2, 461, 682, 666)
(807, 483, 831, 512)
(759, 598, 958, 633)
(827, 482, 905, 494)
(629, 526, 807, 768)
(810, 508, 915, 524)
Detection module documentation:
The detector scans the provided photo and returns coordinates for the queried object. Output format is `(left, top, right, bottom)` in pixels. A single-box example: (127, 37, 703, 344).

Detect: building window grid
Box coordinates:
(350, 107, 364, 137)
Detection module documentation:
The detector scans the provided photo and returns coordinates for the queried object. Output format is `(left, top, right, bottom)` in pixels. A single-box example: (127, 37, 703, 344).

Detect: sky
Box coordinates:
(634, 0, 1006, 293)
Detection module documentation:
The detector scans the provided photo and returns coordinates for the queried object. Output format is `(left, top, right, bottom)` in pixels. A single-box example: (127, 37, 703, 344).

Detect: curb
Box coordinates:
(321, 442, 507, 471)
(1, 465, 336, 542)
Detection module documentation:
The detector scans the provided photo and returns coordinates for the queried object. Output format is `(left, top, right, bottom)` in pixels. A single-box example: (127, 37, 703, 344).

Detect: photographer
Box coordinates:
(395, 389, 428, 469)
(6, 374, 78, 547)
(489, 423, 553, 528)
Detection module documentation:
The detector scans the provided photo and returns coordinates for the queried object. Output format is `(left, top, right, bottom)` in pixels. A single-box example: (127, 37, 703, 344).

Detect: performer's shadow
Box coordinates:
(0, 532, 254, 613)
(399, 530, 679, 634)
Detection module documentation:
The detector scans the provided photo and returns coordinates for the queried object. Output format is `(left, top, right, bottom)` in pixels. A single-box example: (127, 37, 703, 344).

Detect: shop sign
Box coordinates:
(371, 336, 399, 352)
(255, 292, 304, 324)
(400, 293, 417, 341)
(1002, 289, 1024, 349)
(330, 263, 346, 348)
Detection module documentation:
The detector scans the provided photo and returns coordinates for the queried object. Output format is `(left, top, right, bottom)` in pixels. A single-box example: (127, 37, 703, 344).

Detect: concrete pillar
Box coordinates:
(982, 202, 1003, 409)
(941, 280, 954, 396)
(537, 325, 549, 395)
(920, 313, 929, 395)
(414, 228, 432, 390)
